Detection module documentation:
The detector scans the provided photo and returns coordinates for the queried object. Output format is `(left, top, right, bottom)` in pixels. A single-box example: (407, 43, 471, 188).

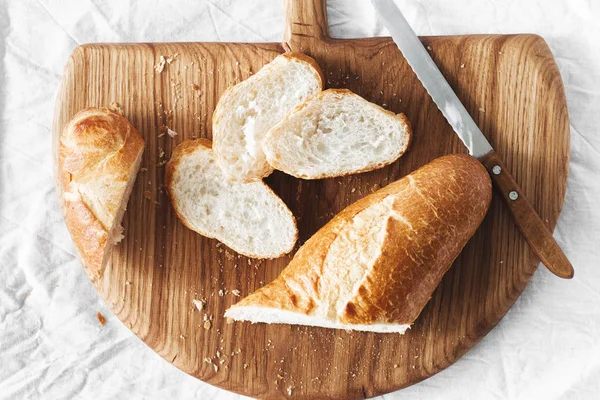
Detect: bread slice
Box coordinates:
(165, 139, 298, 258)
(225, 154, 492, 333)
(212, 52, 323, 182)
(263, 89, 412, 179)
(58, 107, 144, 280)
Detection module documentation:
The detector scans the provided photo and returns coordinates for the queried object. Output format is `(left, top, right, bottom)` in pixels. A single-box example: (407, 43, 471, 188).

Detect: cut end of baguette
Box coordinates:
(225, 154, 492, 333)
(166, 139, 298, 259)
(212, 52, 323, 182)
(224, 306, 411, 333)
(263, 89, 412, 179)
(59, 107, 145, 280)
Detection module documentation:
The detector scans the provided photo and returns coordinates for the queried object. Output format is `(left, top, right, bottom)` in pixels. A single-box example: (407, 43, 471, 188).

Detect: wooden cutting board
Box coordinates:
(52, 0, 570, 398)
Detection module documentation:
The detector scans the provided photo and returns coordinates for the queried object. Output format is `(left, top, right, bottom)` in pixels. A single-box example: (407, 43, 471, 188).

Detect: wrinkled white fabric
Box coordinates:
(1, 0, 599, 399)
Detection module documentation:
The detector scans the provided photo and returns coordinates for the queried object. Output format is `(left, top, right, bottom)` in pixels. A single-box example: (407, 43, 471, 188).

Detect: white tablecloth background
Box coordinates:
(1, 0, 599, 399)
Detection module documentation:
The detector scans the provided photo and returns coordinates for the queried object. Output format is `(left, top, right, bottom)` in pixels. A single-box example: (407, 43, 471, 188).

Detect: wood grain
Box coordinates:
(52, 0, 570, 398)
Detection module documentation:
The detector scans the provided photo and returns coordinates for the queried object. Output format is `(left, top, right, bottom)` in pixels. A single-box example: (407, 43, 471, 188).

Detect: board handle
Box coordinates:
(480, 151, 574, 279)
(283, 0, 330, 50)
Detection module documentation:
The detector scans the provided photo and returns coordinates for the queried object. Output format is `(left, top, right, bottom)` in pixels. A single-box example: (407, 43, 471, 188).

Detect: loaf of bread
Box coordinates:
(225, 154, 492, 333)
(166, 139, 298, 259)
(263, 89, 412, 179)
(212, 52, 323, 182)
(57, 108, 144, 280)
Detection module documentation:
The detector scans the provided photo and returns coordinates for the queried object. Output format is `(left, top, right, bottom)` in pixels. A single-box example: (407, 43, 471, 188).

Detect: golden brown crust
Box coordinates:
(58, 107, 144, 280)
(231, 154, 492, 328)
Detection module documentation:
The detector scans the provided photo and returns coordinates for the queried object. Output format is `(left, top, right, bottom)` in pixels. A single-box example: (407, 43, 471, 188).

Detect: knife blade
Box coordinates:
(371, 0, 574, 279)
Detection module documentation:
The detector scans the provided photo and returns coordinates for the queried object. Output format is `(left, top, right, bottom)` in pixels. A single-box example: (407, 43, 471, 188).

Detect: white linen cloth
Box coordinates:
(1, 0, 599, 399)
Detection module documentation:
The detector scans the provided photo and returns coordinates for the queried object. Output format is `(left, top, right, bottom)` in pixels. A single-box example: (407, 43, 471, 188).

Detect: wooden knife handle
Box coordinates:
(480, 151, 574, 279)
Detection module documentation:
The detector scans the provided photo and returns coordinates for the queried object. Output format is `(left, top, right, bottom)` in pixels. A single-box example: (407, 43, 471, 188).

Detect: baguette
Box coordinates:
(263, 89, 412, 179)
(225, 154, 492, 333)
(212, 52, 324, 182)
(58, 108, 144, 279)
(165, 139, 298, 259)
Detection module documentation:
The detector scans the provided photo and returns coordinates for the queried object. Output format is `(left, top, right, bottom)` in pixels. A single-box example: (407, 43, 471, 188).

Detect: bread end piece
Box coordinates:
(58, 107, 144, 280)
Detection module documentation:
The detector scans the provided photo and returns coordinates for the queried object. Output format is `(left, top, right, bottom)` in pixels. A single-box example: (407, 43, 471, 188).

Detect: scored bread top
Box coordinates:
(263, 89, 412, 179)
(165, 139, 298, 259)
(212, 52, 324, 182)
(226, 154, 492, 331)
(58, 107, 144, 279)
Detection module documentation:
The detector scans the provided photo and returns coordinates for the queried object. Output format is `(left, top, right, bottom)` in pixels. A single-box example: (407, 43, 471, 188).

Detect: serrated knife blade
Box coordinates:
(371, 0, 493, 159)
(371, 0, 574, 279)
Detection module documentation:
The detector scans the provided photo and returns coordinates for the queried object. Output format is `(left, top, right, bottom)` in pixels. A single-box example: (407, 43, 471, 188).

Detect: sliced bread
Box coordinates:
(263, 89, 412, 179)
(225, 154, 492, 333)
(212, 52, 324, 182)
(165, 139, 298, 258)
(58, 107, 145, 280)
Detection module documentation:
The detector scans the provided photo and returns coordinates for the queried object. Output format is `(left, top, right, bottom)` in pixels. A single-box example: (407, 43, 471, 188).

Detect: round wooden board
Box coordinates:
(52, 1, 569, 398)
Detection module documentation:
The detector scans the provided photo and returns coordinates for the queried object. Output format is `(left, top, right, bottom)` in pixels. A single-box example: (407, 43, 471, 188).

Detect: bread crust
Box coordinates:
(228, 154, 492, 329)
(165, 139, 298, 259)
(58, 107, 144, 280)
(263, 88, 413, 179)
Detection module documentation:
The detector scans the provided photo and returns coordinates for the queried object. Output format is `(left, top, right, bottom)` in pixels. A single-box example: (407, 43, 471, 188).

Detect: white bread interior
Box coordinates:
(263, 89, 412, 179)
(212, 52, 323, 182)
(166, 139, 298, 259)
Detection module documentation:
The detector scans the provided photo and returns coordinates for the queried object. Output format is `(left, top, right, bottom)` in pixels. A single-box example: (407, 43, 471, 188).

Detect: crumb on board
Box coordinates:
(139, 167, 147, 173)
(144, 190, 152, 200)
(204, 320, 212, 329)
(287, 386, 294, 396)
(231, 289, 241, 297)
(370, 183, 381, 193)
(218, 289, 224, 297)
(192, 299, 205, 312)
(96, 312, 106, 326)
(167, 128, 178, 138)
(479, 107, 486, 113)
(108, 101, 123, 114)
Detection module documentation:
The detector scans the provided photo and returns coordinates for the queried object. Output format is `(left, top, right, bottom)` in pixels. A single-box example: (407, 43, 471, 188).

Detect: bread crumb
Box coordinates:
(139, 167, 147, 173)
(394, 364, 399, 368)
(154, 56, 166, 73)
(231, 289, 241, 297)
(216, 350, 221, 357)
(158, 148, 166, 158)
(370, 184, 381, 193)
(96, 312, 106, 326)
(460, 63, 465, 68)
(108, 101, 123, 114)
(167, 128, 178, 138)
(192, 299, 205, 312)
(203, 358, 212, 364)
(218, 289, 224, 297)
(427, 45, 432, 50)
(179, 334, 185, 340)
(243, 363, 249, 369)
(144, 190, 152, 200)
(287, 386, 294, 396)
(479, 107, 486, 113)
(190, 83, 201, 91)
(166, 53, 179, 64)
(213, 364, 219, 372)
(204, 321, 212, 329)
(351, 188, 356, 193)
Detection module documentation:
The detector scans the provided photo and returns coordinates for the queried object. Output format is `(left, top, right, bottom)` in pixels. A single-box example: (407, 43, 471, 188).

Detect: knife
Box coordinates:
(371, 0, 573, 279)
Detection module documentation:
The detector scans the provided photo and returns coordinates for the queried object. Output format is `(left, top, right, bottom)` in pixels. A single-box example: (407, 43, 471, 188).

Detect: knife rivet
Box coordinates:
(492, 165, 502, 175)
(509, 191, 519, 201)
